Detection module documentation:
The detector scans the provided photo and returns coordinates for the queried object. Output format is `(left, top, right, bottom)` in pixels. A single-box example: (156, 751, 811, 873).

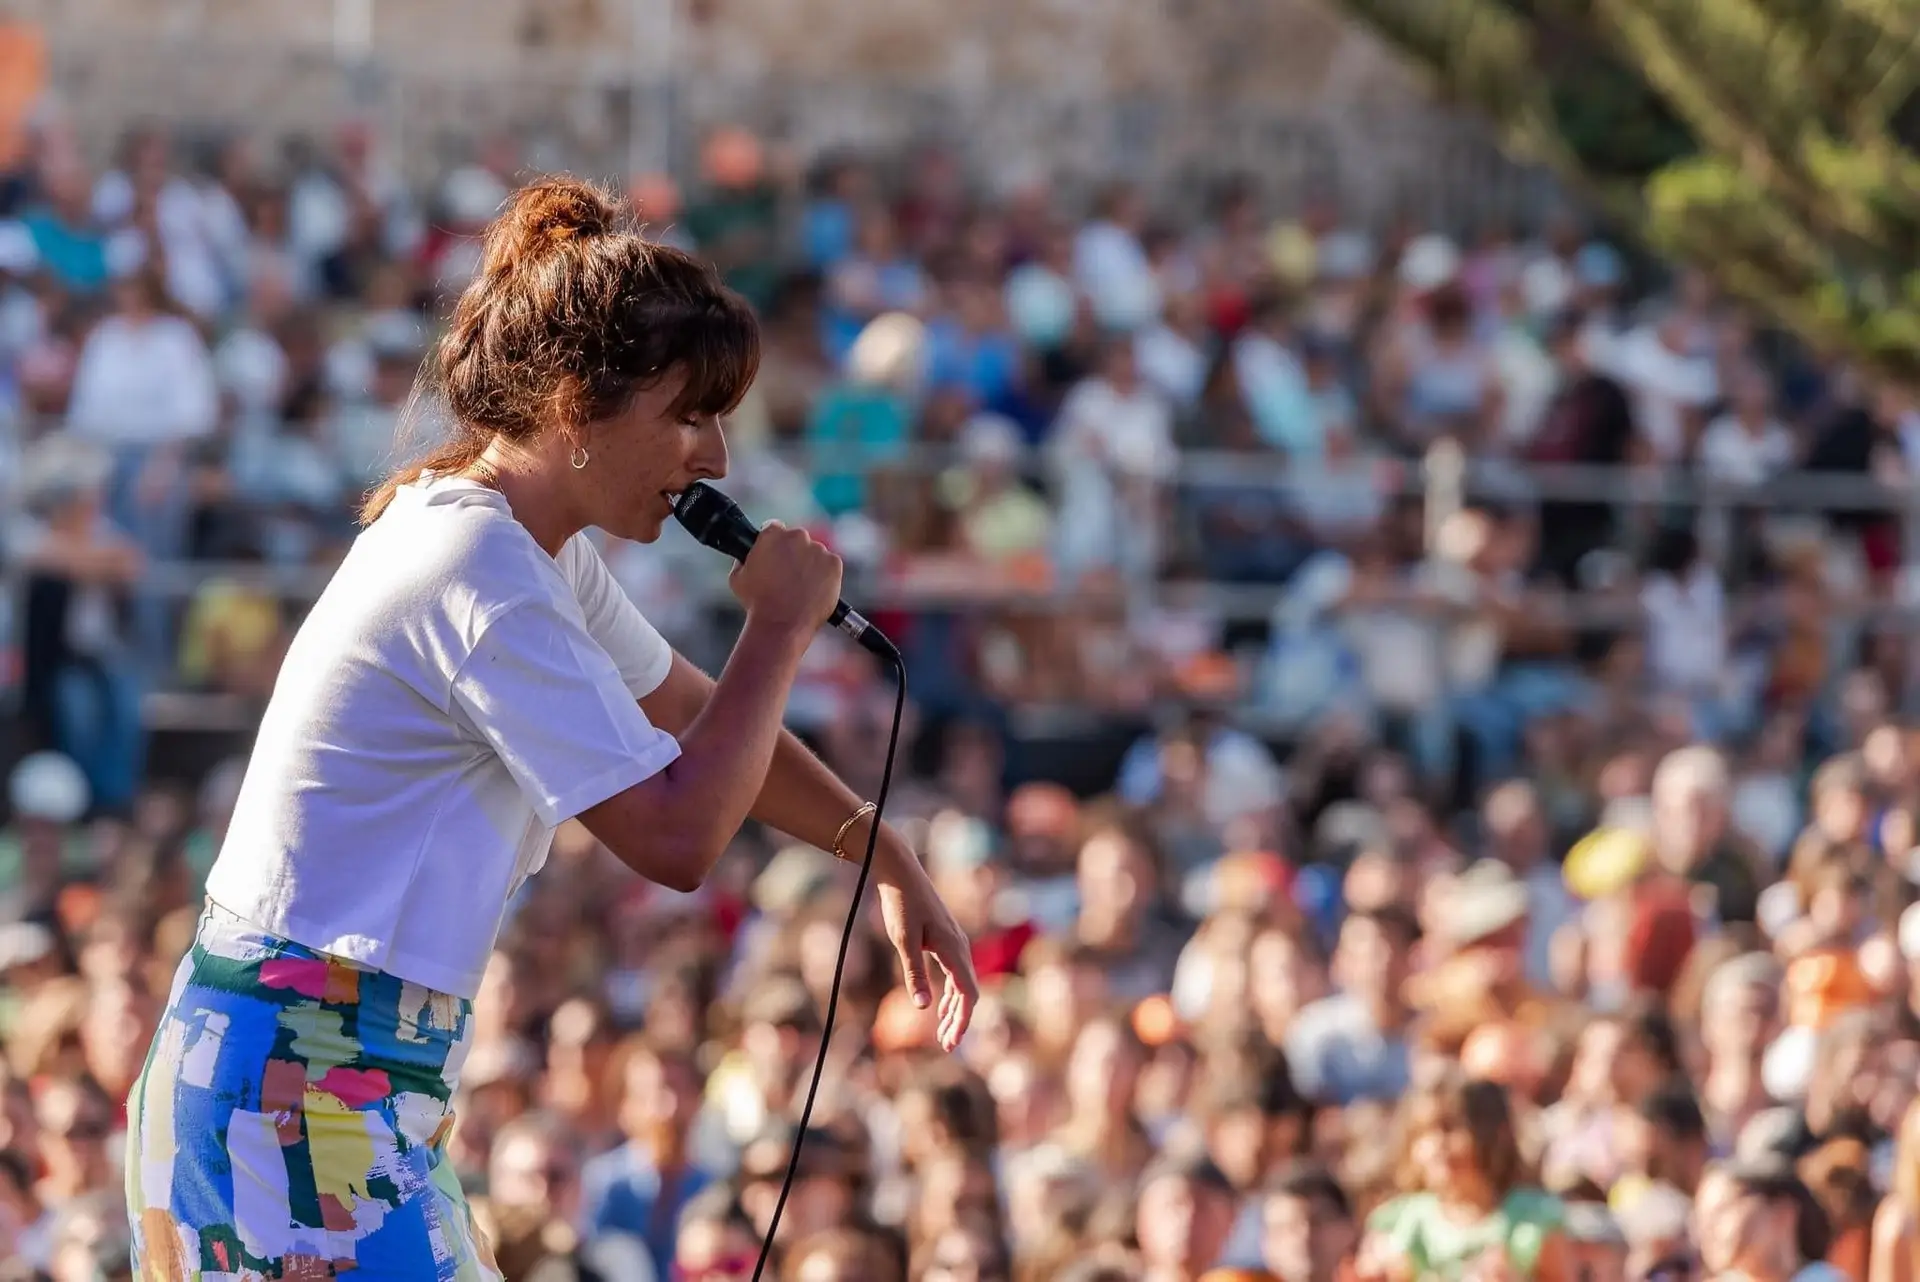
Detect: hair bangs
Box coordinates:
(660, 292, 761, 422)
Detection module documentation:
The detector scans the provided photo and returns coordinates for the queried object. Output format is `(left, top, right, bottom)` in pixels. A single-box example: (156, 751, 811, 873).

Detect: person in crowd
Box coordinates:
(13, 436, 145, 813)
(1285, 903, 1417, 1106)
(580, 1037, 715, 1279)
(1259, 1163, 1360, 1282)
(1361, 1074, 1570, 1282)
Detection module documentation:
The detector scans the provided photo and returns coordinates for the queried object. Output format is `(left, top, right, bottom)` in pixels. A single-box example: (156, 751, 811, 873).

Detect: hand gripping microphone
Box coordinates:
(672, 482, 897, 661)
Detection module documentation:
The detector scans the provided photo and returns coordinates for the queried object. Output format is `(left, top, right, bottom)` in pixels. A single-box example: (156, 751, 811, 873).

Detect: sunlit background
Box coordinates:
(1, 1, 1918, 1280)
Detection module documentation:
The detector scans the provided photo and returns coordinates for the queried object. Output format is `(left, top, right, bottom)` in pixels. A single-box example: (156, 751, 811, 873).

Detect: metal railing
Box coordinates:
(10, 438, 1907, 610)
(5, 435, 1913, 741)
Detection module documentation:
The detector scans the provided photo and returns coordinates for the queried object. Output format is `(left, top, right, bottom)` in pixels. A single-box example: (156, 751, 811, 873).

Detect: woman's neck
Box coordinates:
(469, 440, 587, 557)
(1439, 1181, 1502, 1218)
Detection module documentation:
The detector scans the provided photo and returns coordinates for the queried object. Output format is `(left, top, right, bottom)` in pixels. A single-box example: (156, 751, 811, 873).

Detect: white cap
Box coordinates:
(8, 752, 89, 823)
(22, 433, 111, 511)
(1399, 234, 1460, 291)
(0, 922, 55, 972)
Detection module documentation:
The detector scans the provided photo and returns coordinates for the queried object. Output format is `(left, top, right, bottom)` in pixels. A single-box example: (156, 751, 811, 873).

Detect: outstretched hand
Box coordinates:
(870, 830, 979, 1052)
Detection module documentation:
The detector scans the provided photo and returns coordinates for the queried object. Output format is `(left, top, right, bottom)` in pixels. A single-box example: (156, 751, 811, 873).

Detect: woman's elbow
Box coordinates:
(648, 848, 711, 895)
(603, 828, 715, 894)
(579, 791, 719, 893)
(652, 868, 706, 895)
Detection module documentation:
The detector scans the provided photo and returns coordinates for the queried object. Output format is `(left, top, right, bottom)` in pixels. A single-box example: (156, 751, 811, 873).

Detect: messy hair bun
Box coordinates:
(361, 173, 759, 523)
(478, 176, 620, 277)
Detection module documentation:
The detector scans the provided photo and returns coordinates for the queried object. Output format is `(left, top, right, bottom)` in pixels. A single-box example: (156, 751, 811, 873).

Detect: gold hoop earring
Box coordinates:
(570, 445, 590, 470)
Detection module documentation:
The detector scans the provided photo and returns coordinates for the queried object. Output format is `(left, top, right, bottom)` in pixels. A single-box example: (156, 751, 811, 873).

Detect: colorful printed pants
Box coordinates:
(127, 902, 499, 1280)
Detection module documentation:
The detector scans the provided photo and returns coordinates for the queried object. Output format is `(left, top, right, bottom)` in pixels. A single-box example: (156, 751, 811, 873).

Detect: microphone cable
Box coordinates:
(750, 638, 907, 1280)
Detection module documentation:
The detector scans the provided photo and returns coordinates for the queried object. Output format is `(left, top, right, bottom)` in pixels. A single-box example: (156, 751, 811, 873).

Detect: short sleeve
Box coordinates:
(561, 535, 675, 699)
(450, 596, 681, 827)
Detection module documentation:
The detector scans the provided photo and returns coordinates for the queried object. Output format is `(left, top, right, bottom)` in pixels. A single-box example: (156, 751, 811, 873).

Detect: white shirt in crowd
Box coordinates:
(92, 171, 230, 318)
(1072, 220, 1161, 332)
(67, 314, 219, 448)
(1641, 563, 1727, 695)
(1607, 323, 1718, 463)
(1697, 413, 1795, 486)
(1492, 326, 1558, 449)
(1048, 376, 1175, 579)
(1134, 323, 1207, 409)
(1050, 376, 1177, 482)
(207, 476, 681, 998)
(214, 324, 291, 421)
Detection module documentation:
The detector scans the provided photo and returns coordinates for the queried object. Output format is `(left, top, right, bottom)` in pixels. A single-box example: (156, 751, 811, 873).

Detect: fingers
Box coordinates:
(896, 938, 933, 1010)
(925, 925, 979, 1052)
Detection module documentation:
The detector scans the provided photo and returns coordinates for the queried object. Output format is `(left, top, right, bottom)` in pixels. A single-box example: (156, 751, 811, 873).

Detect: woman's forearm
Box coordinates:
(752, 724, 879, 853)
(666, 619, 815, 835)
(588, 621, 812, 889)
(641, 653, 883, 857)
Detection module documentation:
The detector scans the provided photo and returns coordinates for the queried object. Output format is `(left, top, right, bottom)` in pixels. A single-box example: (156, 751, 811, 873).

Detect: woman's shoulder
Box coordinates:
(1368, 1192, 1438, 1234)
(353, 483, 561, 613)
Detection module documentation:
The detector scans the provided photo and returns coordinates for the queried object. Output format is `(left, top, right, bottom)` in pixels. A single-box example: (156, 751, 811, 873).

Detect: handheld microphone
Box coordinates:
(672, 482, 897, 660)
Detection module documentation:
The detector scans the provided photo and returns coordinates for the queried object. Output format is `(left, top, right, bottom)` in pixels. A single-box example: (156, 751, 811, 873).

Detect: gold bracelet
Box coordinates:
(831, 802, 878, 862)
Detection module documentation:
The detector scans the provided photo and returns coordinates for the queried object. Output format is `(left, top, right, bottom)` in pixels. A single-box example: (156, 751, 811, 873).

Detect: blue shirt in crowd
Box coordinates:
(580, 1145, 714, 1280)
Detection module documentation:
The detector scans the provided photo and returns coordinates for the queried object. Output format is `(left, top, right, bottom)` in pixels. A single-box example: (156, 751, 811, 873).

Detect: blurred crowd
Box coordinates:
(2, 102, 1920, 1282)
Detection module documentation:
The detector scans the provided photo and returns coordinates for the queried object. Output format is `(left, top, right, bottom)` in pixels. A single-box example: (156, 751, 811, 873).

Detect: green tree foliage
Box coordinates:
(1330, 0, 1920, 382)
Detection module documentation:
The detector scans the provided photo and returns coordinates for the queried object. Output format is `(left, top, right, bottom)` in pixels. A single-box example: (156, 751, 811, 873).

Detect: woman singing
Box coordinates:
(126, 177, 979, 1280)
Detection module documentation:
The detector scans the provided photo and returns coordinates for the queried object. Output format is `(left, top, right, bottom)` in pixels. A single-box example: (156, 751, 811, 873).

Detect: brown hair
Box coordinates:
(362, 175, 759, 523)
(1401, 1072, 1530, 1199)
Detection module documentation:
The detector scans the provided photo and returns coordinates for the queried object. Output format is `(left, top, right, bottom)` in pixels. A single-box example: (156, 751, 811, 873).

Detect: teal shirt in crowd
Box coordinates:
(805, 384, 912, 516)
(1368, 1189, 1565, 1281)
(20, 210, 110, 294)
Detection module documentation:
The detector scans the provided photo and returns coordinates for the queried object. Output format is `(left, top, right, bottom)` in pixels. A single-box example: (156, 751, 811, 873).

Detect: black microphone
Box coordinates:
(672, 482, 897, 660)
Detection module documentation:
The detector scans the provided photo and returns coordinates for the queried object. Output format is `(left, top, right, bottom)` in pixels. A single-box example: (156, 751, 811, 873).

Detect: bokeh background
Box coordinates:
(0, 2, 1918, 1281)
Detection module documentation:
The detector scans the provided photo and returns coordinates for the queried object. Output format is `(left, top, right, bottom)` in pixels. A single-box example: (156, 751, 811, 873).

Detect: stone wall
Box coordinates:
(6, 0, 1559, 226)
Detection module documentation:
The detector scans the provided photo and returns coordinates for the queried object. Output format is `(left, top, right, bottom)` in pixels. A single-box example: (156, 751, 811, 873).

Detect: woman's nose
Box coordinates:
(693, 425, 731, 480)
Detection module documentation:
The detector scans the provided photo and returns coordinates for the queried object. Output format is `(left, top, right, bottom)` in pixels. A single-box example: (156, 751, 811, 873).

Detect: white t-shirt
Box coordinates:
(207, 476, 680, 997)
(1607, 324, 1717, 462)
(67, 315, 219, 448)
(1697, 414, 1795, 485)
(1072, 221, 1161, 331)
(1641, 565, 1727, 695)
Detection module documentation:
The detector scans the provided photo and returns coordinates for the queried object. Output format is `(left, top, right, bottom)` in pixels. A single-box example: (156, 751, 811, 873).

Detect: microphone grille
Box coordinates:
(671, 481, 751, 554)
(671, 482, 721, 536)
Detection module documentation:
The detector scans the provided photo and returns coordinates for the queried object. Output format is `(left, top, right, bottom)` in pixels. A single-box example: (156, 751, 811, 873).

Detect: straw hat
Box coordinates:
(1563, 825, 1652, 901)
